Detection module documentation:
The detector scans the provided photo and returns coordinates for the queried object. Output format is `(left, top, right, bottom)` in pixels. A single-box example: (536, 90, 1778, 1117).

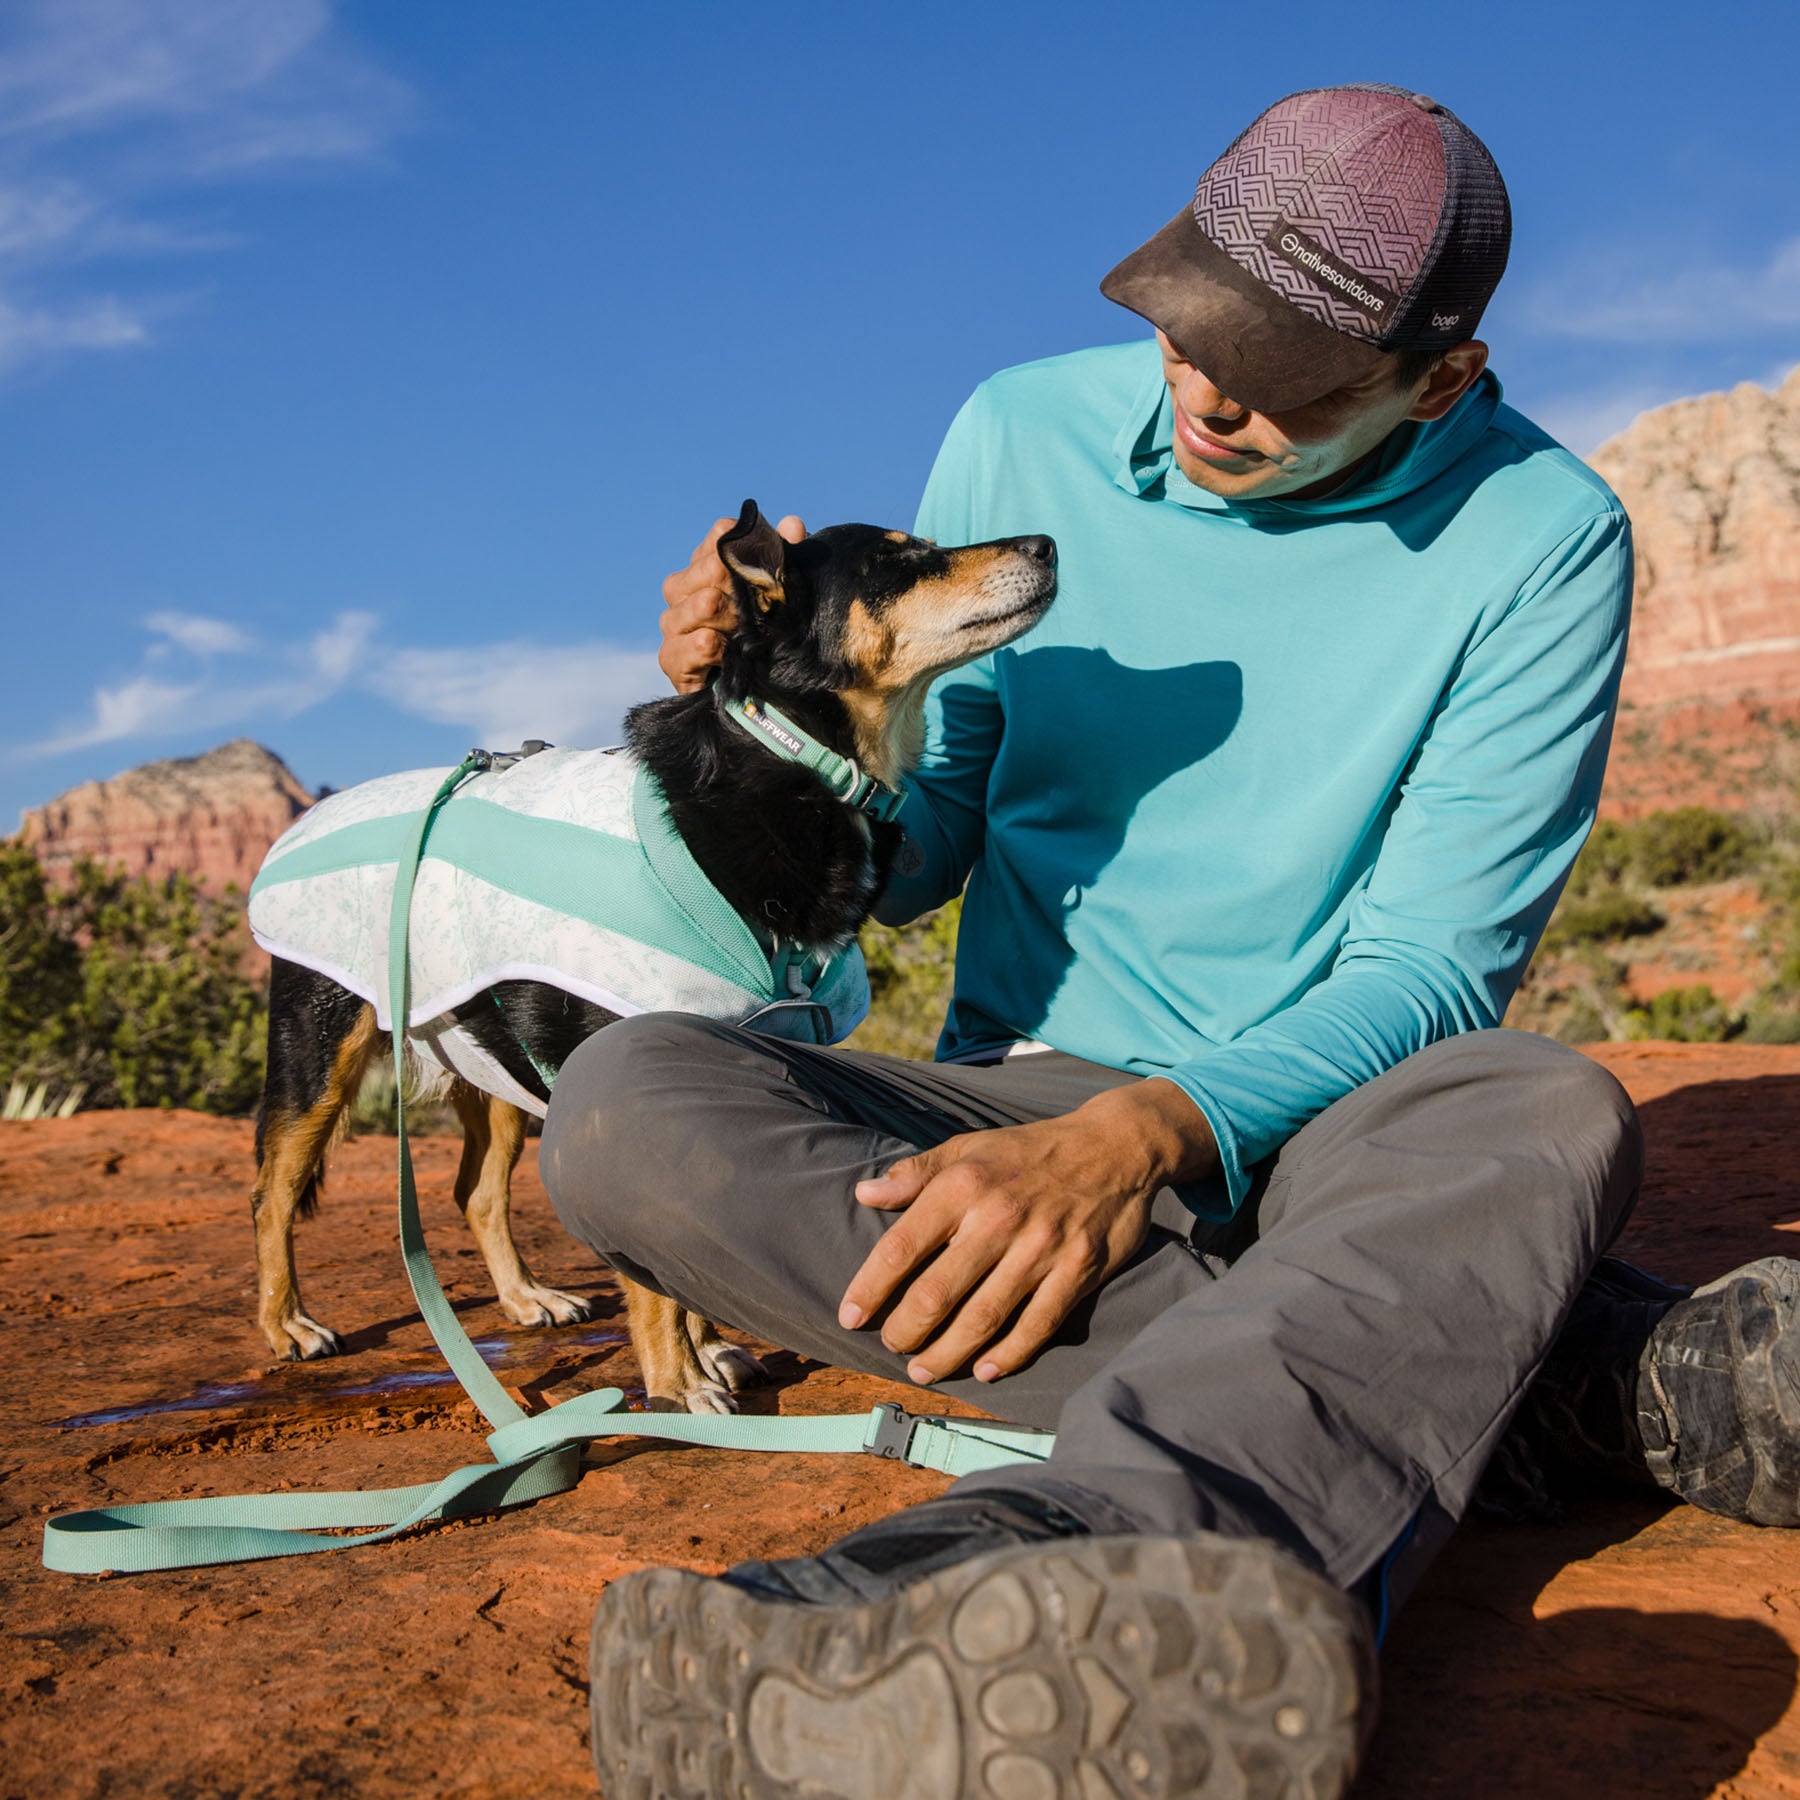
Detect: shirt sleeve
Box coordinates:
(874, 385, 1007, 925)
(1166, 507, 1634, 1214)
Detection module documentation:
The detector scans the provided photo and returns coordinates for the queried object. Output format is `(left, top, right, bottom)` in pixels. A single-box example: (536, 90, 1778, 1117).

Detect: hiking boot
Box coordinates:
(1476, 1254, 1691, 1522)
(1640, 1255, 1800, 1526)
(589, 1489, 1377, 1799)
(1477, 1253, 1800, 1528)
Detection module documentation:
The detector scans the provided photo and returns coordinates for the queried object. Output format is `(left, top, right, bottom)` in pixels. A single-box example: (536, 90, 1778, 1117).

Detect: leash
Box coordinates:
(43, 751, 1052, 1575)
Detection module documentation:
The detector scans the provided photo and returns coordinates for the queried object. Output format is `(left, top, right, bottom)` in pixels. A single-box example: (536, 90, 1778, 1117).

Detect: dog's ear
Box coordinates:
(718, 499, 787, 612)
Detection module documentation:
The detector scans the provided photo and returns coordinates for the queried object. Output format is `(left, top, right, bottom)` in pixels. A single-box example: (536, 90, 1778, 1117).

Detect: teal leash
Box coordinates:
(43, 752, 1052, 1575)
(388, 756, 531, 1433)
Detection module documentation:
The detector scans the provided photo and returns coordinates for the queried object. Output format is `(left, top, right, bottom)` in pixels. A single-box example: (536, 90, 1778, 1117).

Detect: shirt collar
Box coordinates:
(1111, 355, 1179, 499)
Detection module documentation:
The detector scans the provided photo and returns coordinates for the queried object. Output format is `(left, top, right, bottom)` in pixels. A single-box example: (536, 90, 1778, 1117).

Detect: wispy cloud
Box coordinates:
(373, 643, 667, 751)
(20, 608, 659, 763)
(145, 609, 256, 656)
(1524, 236, 1800, 343)
(0, 0, 413, 381)
(39, 673, 206, 755)
(0, 290, 146, 374)
(31, 606, 376, 757)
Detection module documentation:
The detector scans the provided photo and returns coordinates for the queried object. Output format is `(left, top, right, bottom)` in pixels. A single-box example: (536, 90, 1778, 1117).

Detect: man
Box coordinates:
(542, 86, 1800, 1798)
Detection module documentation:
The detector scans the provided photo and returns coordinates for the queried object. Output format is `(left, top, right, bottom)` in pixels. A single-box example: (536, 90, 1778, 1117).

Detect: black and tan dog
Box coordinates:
(250, 502, 1057, 1411)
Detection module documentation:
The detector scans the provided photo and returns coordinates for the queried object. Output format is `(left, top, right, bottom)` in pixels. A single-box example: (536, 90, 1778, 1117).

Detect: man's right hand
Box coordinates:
(658, 512, 807, 693)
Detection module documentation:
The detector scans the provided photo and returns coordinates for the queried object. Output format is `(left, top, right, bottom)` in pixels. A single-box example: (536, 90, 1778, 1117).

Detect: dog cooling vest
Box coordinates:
(247, 746, 870, 1117)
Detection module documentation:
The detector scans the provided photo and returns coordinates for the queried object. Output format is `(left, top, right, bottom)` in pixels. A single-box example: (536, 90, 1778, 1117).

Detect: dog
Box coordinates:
(246, 501, 1058, 1411)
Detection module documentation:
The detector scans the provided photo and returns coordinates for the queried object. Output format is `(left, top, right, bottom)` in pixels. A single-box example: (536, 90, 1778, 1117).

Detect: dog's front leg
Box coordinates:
(449, 1084, 594, 1328)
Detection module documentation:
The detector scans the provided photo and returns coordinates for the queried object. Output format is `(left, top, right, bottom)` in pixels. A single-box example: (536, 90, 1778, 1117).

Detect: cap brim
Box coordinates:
(1101, 209, 1388, 414)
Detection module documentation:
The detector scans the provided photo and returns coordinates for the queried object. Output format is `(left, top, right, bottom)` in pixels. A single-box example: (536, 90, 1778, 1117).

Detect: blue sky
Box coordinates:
(5, 0, 1797, 826)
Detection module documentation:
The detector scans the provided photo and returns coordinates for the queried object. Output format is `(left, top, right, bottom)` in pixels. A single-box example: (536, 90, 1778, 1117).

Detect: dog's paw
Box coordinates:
(697, 1341, 768, 1394)
(280, 1314, 343, 1360)
(641, 1382, 736, 1415)
(499, 1284, 593, 1329)
(683, 1380, 738, 1416)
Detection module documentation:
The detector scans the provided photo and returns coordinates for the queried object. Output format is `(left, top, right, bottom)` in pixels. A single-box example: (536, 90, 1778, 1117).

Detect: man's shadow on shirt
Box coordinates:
(978, 643, 1243, 1031)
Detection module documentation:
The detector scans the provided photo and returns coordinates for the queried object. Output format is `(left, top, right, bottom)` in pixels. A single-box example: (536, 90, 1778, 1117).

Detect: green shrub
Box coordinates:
(0, 841, 265, 1113)
(1622, 984, 1741, 1043)
(1542, 804, 1760, 958)
(1565, 818, 1635, 896)
(1542, 888, 1664, 951)
(853, 897, 962, 1060)
(343, 1056, 461, 1136)
(1741, 1004, 1800, 1046)
(1549, 1000, 1609, 1046)
(1629, 806, 1754, 887)
(0, 842, 83, 1064)
(1758, 859, 1800, 992)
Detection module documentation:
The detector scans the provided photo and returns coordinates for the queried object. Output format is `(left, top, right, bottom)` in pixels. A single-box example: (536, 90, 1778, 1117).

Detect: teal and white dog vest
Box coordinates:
(247, 746, 870, 1116)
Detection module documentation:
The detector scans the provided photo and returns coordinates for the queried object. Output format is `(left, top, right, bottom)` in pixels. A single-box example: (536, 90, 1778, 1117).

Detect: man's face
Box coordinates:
(1155, 328, 1437, 501)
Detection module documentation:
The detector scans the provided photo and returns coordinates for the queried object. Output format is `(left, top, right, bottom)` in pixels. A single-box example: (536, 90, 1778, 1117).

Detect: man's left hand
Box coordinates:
(838, 1078, 1218, 1386)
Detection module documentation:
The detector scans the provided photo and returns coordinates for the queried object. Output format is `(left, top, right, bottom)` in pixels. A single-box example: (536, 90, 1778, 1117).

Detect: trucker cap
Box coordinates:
(1101, 83, 1511, 413)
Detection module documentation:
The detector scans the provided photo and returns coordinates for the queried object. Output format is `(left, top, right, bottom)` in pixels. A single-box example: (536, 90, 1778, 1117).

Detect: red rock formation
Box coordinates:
(1591, 367, 1800, 709)
(15, 739, 313, 895)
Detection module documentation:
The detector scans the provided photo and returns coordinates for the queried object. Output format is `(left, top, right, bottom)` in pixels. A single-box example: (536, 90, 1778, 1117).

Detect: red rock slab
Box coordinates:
(17, 737, 313, 897)
(0, 1043, 1798, 1798)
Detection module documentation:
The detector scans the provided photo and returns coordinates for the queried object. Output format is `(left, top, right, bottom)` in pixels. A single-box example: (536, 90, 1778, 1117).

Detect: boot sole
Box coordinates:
(1641, 1255, 1800, 1526)
(589, 1532, 1375, 1799)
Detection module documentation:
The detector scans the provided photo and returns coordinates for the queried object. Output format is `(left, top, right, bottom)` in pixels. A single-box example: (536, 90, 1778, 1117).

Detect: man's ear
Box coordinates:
(1407, 341, 1489, 422)
(718, 499, 787, 611)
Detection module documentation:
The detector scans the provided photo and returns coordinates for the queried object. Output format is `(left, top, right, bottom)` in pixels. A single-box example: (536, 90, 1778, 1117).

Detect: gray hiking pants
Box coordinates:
(539, 1019, 1641, 1612)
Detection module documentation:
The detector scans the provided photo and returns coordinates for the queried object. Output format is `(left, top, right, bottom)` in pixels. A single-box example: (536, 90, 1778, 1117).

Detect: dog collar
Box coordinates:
(722, 695, 906, 823)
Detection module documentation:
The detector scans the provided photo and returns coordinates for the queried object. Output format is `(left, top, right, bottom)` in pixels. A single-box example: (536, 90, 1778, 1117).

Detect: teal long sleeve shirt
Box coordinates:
(877, 339, 1632, 1214)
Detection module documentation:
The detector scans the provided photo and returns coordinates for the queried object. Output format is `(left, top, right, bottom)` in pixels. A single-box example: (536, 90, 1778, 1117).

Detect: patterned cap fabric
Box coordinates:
(1101, 83, 1510, 412)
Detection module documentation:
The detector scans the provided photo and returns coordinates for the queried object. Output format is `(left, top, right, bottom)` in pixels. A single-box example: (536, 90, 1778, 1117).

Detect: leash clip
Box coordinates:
(465, 739, 554, 775)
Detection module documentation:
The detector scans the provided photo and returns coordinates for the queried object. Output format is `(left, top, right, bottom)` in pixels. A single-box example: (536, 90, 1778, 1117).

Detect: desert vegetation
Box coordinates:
(10, 779, 1800, 1117)
(0, 842, 265, 1114)
(1511, 799, 1800, 1046)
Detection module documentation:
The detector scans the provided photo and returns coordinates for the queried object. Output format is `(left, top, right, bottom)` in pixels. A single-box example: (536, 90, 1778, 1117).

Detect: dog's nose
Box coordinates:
(1016, 535, 1057, 566)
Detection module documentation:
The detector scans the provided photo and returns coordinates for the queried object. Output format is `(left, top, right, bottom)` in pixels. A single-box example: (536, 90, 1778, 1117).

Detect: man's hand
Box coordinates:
(658, 512, 807, 693)
(838, 1078, 1219, 1386)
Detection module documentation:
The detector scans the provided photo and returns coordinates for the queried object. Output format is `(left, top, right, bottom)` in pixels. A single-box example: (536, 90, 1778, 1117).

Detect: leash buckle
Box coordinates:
(835, 762, 904, 821)
(864, 1402, 919, 1463)
(830, 756, 871, 806)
